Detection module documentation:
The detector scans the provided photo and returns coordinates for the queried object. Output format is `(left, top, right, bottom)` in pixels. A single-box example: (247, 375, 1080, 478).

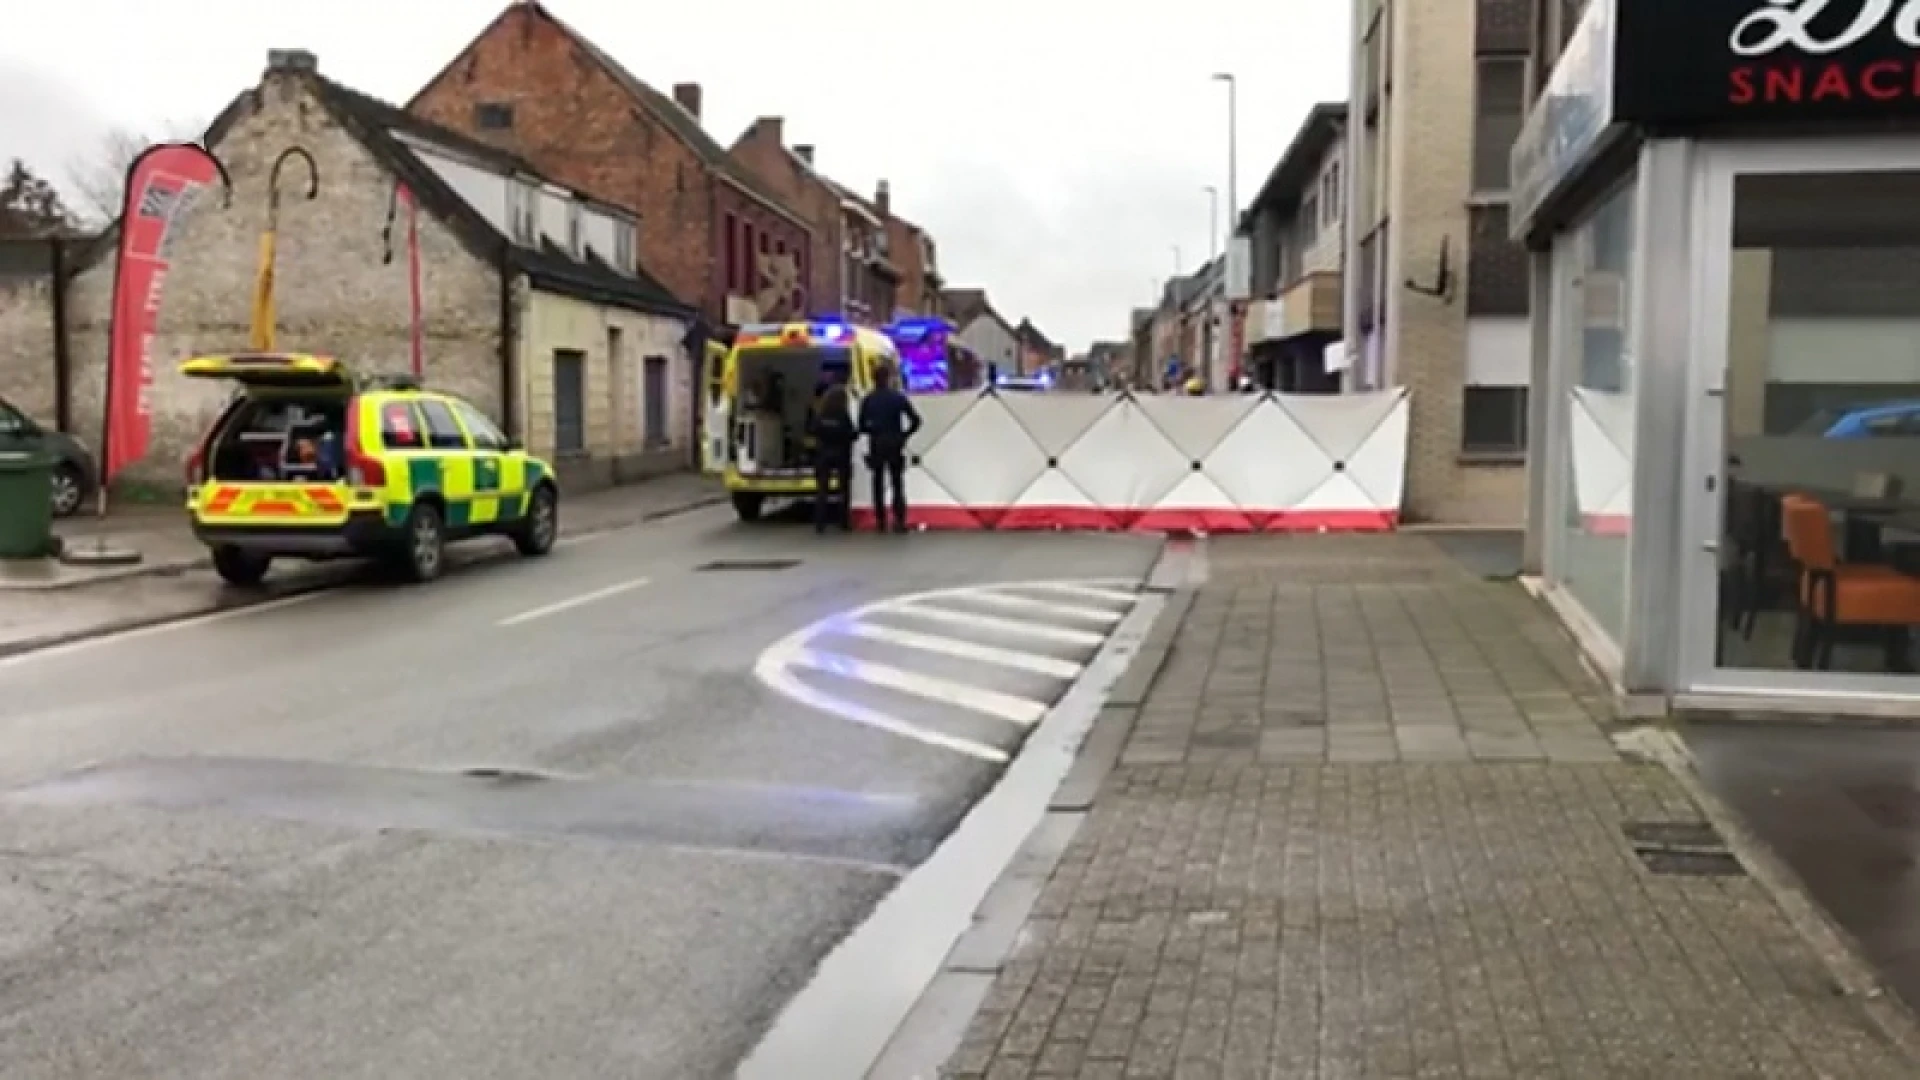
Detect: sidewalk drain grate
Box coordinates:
(696, 559, 801, 572)
(1637, 849, 1746, 877)
(1624, 819, 1745, 877)
(1624, 821, 1723, 849)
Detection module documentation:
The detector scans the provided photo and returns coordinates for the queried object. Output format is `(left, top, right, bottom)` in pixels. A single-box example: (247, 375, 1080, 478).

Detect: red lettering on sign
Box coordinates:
(1731, 67, 1757, 103)
(1863, 60, 1905, 98)
(1813, 63, 1854, 98)
(1731, 59, 1920, 105)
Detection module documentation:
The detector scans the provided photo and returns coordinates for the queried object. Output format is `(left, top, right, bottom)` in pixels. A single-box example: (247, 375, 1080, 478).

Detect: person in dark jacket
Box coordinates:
(857, 365, 922, 533)
(808, 383, 857, 533)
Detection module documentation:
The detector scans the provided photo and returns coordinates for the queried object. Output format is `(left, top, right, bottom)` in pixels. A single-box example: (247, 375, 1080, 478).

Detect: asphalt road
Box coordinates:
(0, 505, 1160, 1080)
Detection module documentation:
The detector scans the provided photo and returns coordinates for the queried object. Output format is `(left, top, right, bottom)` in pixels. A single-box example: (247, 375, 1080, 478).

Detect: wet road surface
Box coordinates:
(0, 506, 1161, 1079)
(1687, 720, 1920, 1012)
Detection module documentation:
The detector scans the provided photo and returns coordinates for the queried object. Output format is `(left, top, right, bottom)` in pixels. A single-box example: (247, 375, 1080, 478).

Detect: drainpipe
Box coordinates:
(50, 237, 72, 432)
(496, 242, 520, 442)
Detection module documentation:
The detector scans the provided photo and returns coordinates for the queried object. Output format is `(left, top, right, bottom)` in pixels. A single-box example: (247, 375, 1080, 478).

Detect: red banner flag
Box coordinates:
(102, 143, 231, 485)
(384, 181, 426, 378)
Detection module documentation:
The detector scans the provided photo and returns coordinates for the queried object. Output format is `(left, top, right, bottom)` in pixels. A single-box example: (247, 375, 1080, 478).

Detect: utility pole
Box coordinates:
(1205, 186, 1219, 262)
(1212, 73, 1238, 255)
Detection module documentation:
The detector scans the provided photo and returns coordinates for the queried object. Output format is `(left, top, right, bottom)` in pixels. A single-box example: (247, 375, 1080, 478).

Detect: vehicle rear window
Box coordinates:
(381, 402, 423, 448)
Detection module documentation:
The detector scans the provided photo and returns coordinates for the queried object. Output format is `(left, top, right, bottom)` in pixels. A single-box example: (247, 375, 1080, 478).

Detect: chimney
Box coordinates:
(266, 49, 318, 74)
(875, 179, 891, 216)
(794, 145, 815, 166)
(672, 82, 702, 119)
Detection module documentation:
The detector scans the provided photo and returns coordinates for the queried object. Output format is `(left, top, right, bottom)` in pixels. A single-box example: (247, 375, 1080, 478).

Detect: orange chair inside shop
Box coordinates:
(1780, 494, 1920, 668)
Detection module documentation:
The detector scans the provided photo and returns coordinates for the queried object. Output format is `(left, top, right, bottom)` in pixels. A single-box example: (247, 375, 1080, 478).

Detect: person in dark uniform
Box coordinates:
(808, 383, 856, 533)
(857, 365, 922, 533)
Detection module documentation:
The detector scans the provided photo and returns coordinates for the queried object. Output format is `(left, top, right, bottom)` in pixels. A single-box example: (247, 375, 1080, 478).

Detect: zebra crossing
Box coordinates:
(754, 578, 1143, 762)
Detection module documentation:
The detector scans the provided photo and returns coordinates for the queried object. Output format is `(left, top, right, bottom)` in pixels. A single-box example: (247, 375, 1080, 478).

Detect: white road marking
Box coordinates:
(495, 576, 651, 627)
(753, 578, 1143, 759)
(947, 589, 1124, 623)
(786, 647, 1048, 726)
(0, 590, 330, 668)
(836, 621, 1084, 679)
(1017, 581, 1140, 605)
(885, 603, 1108, 646)
(756, 638, 1008, 762)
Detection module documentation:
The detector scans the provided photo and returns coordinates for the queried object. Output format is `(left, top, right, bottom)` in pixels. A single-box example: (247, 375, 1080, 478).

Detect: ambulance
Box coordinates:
(702, 321, 899, 521)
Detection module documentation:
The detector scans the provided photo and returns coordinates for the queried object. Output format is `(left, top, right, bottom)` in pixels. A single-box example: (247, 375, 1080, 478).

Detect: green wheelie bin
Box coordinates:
(0, 449, 55, 559)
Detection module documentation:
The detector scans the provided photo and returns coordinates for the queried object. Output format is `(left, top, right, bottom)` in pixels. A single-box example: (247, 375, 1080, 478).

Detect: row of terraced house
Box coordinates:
(0, 0, 1035, 492)
(1101, 0, 1541, 525)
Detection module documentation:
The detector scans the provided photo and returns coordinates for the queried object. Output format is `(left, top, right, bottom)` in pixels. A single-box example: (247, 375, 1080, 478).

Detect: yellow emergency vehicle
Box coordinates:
(702, 320, 899, 521)
(180, 352, 558, 585)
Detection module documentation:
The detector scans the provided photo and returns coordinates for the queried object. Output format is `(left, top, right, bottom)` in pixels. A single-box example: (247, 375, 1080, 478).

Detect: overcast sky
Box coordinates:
(0, 0, 1348, 352)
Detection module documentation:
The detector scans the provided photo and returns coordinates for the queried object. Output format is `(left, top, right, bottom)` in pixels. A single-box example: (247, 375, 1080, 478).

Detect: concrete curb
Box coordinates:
(0, 493, 725, 661)
(866, 544, 1204, 1079)
(1619, 725, 1920, 1065)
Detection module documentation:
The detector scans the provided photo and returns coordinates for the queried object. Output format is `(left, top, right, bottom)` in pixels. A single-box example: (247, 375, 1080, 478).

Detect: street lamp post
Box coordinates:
(1211, 73, 1237, 254)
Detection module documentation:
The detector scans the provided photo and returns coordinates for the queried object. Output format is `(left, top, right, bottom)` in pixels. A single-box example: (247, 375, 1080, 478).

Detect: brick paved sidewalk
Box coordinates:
(939, 536, 1920, 1079)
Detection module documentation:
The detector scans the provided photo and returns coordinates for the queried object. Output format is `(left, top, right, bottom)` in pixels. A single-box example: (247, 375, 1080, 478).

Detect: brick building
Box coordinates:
(408, 1, 813, 330)
(1239, 103, 1346, 392)
(886, 212, 944, 318)
(729, 122, 899, 324)
(1014, 318, 1061, 378)
(0, 50, 696, 489)
(1344, 0, 1533, 523)
(822, 178, 901, 323)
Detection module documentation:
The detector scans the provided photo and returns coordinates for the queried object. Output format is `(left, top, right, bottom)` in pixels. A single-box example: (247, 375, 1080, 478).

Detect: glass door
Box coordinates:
(1684, 139, 1920, 699)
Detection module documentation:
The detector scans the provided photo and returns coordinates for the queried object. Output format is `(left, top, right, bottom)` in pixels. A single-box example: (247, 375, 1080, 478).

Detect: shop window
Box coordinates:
(553, 349, 586, 454)
(1472, 55, 1528, 195)
(1463, 386, 1529, 453)
(1553, 180, 1636, 645)
(1716, 169, 1920, 677)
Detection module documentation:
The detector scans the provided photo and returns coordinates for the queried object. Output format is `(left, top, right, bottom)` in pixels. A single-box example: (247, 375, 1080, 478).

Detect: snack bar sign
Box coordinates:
(1614, 0, 1920, 123)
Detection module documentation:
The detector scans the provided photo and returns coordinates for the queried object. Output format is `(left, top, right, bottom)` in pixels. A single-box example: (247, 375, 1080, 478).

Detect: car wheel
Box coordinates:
(512, 483, 558, 556)
(401, 501, 446, 583)
(211, 546, 271, 587)
(49, 463, 84, 518)
(731, 492, 764, 522)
